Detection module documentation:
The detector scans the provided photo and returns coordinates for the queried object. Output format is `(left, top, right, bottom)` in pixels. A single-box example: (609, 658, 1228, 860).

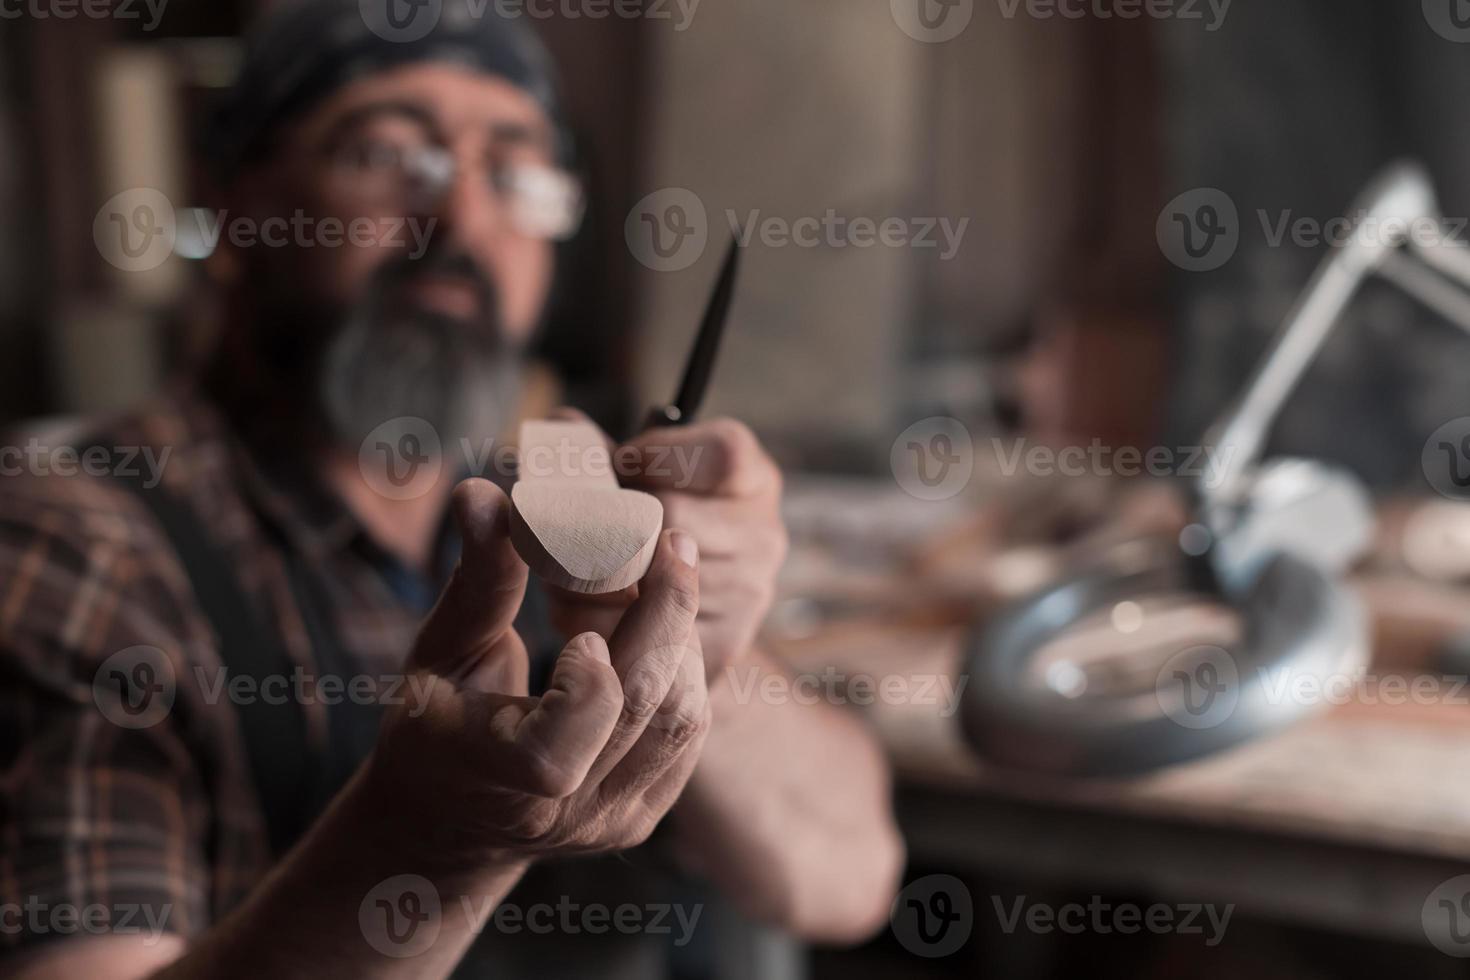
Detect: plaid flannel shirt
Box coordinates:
(0, 385, 427, 954)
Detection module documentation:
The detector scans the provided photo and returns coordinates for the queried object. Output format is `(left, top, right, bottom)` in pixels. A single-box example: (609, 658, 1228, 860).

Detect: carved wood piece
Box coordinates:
(509, 420, 664, 594)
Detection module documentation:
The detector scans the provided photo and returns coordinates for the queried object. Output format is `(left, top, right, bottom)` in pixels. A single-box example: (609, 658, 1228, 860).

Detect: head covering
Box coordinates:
(203, 0, 565, 179)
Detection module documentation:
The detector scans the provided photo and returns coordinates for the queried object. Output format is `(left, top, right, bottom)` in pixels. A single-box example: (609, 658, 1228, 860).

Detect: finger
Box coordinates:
(628, 710, 711, 824)
(411, 479, 529, 679)
(457, 630, 532, 697)
(602, 624, 709, 802)
(657, 494, 784, 558)
(548, 601, 626, 648)
(623, 419, 780, 498)
(481, 632, 623, 798)
(546, 583, 637, 649)
(586, 529, 701, 781)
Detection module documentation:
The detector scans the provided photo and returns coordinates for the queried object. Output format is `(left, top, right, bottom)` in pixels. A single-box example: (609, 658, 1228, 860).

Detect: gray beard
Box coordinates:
(318, 308, 522, 463)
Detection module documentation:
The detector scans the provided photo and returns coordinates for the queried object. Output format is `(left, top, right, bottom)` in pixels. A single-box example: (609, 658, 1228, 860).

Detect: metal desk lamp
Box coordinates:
(961, 161, 1470, 777)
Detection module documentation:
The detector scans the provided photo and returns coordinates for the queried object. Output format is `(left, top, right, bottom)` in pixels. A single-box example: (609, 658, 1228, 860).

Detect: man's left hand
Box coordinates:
(547, 416, 787, 675)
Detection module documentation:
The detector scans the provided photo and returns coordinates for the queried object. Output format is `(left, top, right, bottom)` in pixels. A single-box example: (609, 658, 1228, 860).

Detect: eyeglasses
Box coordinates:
(323, 134, 585, 242)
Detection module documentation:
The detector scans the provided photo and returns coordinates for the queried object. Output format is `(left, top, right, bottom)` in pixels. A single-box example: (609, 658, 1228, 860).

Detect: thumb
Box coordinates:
(410, 479, 529, 678)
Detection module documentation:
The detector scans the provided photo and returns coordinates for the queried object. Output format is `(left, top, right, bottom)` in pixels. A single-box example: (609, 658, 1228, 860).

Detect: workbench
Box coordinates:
(778, 617, 1470, 952)
(772, 477, 1470, 955)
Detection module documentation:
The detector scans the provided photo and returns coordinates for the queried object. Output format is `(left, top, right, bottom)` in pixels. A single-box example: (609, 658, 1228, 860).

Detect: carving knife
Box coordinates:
(643, 233, 741, 430)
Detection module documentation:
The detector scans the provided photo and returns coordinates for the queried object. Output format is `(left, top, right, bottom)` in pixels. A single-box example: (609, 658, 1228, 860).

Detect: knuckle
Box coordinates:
(708, 417, 758, 455)
(707, 419, 760, 482)
(621, 670, 670, 724)
(658, 698, 711, 749)
(706, 418, 780, 497)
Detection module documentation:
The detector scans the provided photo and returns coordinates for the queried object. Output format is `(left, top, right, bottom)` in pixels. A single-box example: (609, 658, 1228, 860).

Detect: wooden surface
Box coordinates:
(509, 420, 663, 595)
(773, 616, 1470, 942)
(769, 476, 1470, 946)
(777, 618, 1470, 861)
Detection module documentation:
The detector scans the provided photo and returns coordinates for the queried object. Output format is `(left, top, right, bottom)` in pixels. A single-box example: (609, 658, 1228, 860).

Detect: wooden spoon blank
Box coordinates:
(509, 420, 664, 594)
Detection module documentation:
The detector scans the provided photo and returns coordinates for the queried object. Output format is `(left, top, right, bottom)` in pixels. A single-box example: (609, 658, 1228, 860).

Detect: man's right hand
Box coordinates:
(11, 478, 708, 980)
(368, 478, 711, 865)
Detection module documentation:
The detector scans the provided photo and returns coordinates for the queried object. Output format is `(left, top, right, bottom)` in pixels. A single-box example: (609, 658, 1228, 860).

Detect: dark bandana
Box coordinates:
(202, 0, 565, 178)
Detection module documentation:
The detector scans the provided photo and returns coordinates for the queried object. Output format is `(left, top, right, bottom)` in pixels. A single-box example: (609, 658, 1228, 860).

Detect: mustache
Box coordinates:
(370, 246, 498, 319)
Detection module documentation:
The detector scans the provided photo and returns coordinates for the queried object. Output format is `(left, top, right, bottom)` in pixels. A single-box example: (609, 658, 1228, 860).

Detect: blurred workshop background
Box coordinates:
(7, 0, 1470, 977)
